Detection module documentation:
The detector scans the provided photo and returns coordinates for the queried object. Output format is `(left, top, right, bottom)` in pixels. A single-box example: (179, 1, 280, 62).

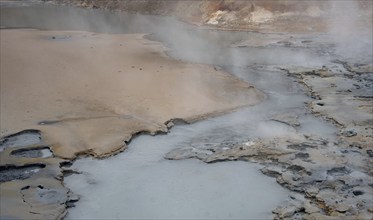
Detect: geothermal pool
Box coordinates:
(62, 65, 336, 219)
(1, 1, 358, 219)
(64, 127, 287, 219)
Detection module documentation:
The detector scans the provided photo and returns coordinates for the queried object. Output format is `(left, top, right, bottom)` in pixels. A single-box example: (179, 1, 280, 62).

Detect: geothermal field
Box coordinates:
(0, 0, 372, 219)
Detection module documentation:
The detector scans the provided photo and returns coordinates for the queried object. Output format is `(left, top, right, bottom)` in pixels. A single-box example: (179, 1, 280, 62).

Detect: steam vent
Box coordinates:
(1, 0, 372, 219)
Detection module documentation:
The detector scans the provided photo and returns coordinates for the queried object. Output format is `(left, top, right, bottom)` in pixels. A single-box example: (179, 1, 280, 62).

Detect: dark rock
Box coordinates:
(342, 128, 357, 137)
(352, 190, 364, 196)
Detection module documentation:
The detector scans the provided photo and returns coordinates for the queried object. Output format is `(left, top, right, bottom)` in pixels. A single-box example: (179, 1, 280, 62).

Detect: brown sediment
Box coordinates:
(0, 29, 265, 158)
(0, 28, 265, 219)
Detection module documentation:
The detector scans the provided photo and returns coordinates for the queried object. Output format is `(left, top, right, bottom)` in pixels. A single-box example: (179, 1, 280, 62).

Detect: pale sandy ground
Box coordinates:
(0, 29, 265, 219)
(0, 29, 265, 159)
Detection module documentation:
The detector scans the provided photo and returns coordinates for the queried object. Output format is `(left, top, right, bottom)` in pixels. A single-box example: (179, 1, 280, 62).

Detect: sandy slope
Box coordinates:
(0, 29, 265, 158)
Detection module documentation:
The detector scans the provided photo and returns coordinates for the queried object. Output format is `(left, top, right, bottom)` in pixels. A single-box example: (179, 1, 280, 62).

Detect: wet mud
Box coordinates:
(1, 1, 372, 220)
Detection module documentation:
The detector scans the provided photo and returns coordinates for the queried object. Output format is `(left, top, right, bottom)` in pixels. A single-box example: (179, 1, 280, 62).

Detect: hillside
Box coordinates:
(54, 0, 372, 32)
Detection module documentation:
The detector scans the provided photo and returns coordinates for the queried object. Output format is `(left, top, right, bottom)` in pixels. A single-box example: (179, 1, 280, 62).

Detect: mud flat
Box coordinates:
(0, 28, 264, 219)
(1, 1, 372, 219)
(166, 37, 373, 219)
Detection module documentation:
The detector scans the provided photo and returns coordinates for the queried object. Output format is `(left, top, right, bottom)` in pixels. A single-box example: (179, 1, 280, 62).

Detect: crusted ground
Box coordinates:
(166, 57, 373, 219)
(1, 1, 372, 219)
(0, 29, 265, 219)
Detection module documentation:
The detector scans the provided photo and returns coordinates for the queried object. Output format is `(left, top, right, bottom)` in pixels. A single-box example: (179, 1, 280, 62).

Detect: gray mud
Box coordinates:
(0, 130, 41, 152)
(10, 146, 53, 158)
(0, 164, 46, 182)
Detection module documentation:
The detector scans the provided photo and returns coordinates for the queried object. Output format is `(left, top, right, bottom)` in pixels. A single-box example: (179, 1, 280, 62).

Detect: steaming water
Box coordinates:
(65, 127, 287, 219)
(61, 63, 336, 219)
(0, 2, 343, 219)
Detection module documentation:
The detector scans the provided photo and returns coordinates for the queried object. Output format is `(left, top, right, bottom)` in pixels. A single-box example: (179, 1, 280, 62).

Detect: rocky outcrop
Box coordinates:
(52, 0, 372, 32)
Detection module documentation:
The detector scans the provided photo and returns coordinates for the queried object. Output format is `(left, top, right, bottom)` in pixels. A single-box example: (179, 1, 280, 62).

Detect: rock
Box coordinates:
(164, 147, 213, 161)
(273, 205, 299, 218)
(334, 203, 350, 213)
(305, 187, 319, 197)
(277, 171, 302, 190)
(290, 192, 305, 200)
(260, 166, 284, 177)
(342, 128, 357, 137)
(303, 201, 319, 214)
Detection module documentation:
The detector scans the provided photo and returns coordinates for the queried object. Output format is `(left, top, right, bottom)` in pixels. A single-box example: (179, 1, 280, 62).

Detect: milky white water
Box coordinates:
(64, 122, 289, 219)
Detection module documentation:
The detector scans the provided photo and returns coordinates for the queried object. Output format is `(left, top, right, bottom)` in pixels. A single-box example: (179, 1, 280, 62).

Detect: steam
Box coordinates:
(1, 1, 371, 218)
(327, 0, 373, 60)
(0, 1, 327, 69)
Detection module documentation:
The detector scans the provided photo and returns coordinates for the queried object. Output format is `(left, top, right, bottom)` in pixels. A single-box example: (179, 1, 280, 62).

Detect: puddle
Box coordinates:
(10, 146, 53, 158)
(0, 130, 41, 152)
(0, 164, 46, 182)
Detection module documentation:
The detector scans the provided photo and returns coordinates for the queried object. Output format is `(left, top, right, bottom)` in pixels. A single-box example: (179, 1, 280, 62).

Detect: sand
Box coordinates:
(0, 28, 265, 158)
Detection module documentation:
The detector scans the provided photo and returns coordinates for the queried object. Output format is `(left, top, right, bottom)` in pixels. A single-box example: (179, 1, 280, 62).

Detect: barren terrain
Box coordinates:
(0, 0, 372, 219)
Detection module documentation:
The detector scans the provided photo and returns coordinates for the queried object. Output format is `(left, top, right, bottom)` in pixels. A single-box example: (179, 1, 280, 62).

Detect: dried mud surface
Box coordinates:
(166, 56, 373, 219)
(0, 29, 264, 219)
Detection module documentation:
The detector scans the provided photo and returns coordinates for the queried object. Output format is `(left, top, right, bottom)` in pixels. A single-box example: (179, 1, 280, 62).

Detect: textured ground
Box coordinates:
(56, 0, 372, 33)
(165, 38, 373, 219)
(1, 1, 372, 219)
(0, 28, 264, 219)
